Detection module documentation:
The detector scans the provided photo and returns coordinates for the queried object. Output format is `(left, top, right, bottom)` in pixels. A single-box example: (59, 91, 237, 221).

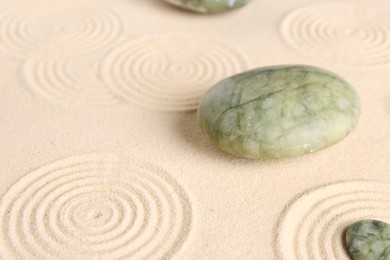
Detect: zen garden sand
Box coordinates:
(0, 0, 389, 259)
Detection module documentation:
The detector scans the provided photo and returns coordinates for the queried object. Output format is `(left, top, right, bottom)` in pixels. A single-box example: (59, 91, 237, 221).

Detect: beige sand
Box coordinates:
(0, 0, 389, 258)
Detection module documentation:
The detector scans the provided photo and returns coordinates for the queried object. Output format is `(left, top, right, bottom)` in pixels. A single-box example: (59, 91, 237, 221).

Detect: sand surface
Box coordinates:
(0, 0, 389, 259)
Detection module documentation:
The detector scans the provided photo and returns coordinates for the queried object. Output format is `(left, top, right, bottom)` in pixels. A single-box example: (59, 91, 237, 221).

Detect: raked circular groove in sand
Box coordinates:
(281, 3, 390, 66)
(0, 0, 122, 58)
(101, 35, 249, 111)
(0, 154, 192, 259)
(23, 57, 123, 105)
(275, 181, 390, 260)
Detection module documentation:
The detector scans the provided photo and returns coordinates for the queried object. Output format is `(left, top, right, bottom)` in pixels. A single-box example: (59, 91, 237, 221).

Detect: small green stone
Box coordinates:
(197, 65, 361, 159)
(163, 0, 251, 13)
(346, 220, 390, 260)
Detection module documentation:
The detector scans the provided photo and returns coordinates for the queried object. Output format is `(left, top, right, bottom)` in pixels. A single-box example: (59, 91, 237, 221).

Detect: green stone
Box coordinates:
(163, 0, 251, 13)
(197, 65, 360, 159)
(346, 220, 390, 260)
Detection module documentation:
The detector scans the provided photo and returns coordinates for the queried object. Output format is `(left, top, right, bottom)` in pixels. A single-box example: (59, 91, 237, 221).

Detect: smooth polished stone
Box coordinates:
(163, 0, 251, 13)
(198, 65, 360, 159)
(346, 220, 390, 260)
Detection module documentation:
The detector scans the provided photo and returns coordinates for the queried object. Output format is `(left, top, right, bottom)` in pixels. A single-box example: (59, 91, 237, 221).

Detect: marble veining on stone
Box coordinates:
(198, 65, 361, 159)
(163, 0, 251, 13)
(346, 220, 390, 260)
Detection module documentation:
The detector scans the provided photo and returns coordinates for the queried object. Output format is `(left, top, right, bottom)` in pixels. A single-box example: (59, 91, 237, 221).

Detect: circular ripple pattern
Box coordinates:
(0, 154, 192, 259)
(0, 0, 122, 58)
(281, 4, 390, 66)
(102, 35, 249, 111)
(275, 181, 390, 260)
(23, 57, 122, 105)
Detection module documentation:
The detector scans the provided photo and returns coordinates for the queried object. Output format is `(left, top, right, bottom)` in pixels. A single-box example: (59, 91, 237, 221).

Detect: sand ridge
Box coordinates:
(275, 181, 390, 260)
(101, 34, 250, 111)
(281, 3, 390, 66)
(0, 154, 192, 259)
(22, 55, 124, 105)
(0, 0, 123, 59)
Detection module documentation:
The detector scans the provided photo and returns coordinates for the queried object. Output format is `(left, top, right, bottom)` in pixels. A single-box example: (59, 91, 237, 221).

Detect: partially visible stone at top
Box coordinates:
(198, 65, 361, 159)
(163, 0, 251, 13)
(346, 220, 390, 260)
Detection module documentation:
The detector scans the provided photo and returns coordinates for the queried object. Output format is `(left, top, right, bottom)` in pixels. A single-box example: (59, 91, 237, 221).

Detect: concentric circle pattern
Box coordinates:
(281, 4, 390, 66)
(275, 181, 390, 260)
(0, 154, 192, 259)
(23, 57, 123, 105)
(102, 35, 249, 111)
(0, 0, 122, 58)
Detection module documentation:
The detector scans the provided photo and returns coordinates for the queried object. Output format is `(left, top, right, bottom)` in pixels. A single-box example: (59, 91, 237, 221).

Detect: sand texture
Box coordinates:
(0, 0, 389, 259)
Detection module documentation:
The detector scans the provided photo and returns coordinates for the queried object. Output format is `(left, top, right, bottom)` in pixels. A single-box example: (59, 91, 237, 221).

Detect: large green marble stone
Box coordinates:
(163, 0, 251, 13)
(346, 220, 390, 260)
(198, 65, 360, 159)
